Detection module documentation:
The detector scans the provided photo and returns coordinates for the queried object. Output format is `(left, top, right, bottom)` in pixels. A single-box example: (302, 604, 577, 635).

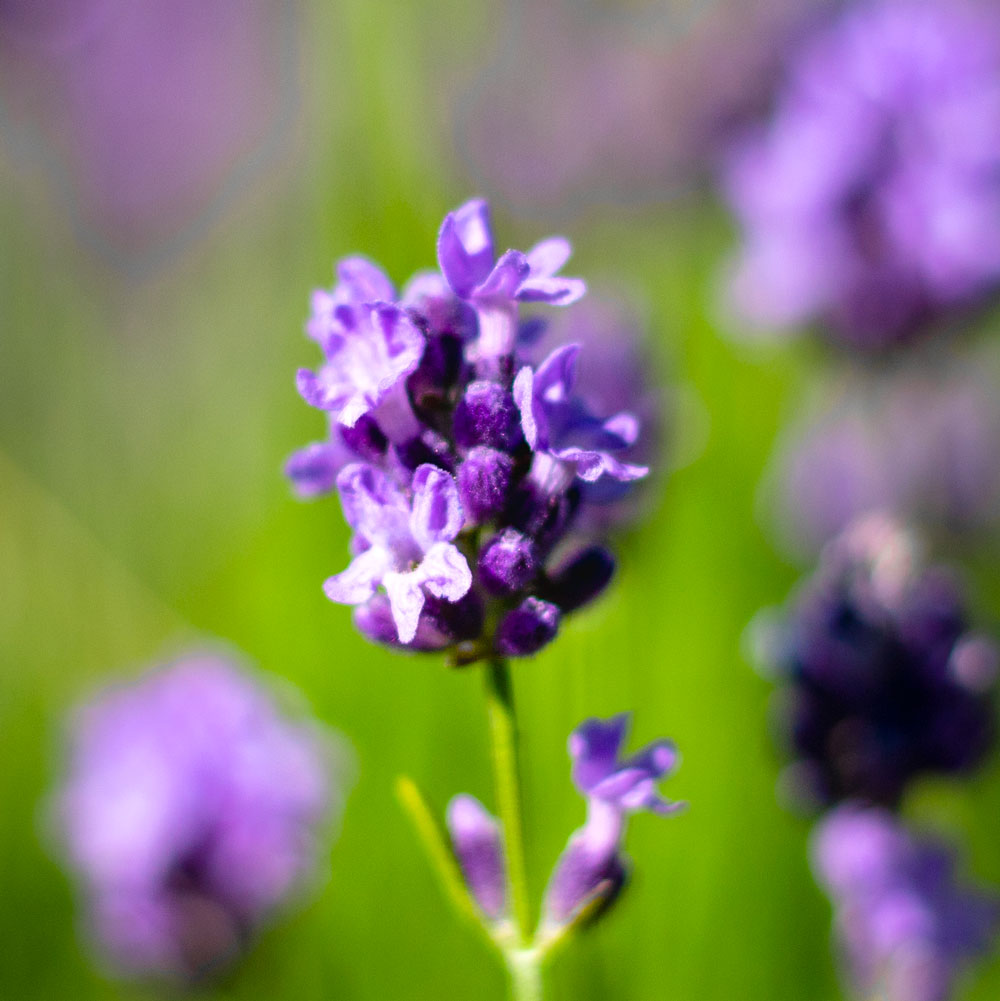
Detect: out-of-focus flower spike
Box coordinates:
(445, 795, 509, 922)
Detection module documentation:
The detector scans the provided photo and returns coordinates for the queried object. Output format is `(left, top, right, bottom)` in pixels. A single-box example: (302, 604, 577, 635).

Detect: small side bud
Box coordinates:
(453, 381, 523, 450)
(445, 795, 508, 920)
(457, 448, 514, 523)
(543, 547, 615, 611)
(478, 529, 539, 596)
(495, 598, 560, 657)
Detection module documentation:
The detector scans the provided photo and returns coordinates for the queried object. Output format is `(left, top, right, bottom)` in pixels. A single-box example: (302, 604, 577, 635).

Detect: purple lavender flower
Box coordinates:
(289, 200, 652, 661)
(722, 0, 1000, 349)
(445, 795, 509, 923)
(758, 514, 996, 807)
(323, 462, 472, 644)
(541, 715, 682, 931)
(53, 653, 341, 981)
(812, 805, 998, 1001)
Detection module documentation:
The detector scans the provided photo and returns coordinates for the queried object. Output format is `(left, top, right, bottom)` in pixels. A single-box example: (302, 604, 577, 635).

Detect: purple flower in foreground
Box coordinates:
(323, 463, 472, 643)
(812, 806, 998, 1001)
(53, 654, 341, 981)
(289, 200, 654, 662)
(541, 714, 682, 930)
(722, 0, 1000, 349)
(757, 514, 996, 808)
(446, 795, 508, 923)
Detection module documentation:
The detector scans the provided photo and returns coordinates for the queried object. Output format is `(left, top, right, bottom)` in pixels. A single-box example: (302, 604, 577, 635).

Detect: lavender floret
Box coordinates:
(445, 795, 508, 922)
(541, 715, 682, 931)
(52, 654, 340, 982)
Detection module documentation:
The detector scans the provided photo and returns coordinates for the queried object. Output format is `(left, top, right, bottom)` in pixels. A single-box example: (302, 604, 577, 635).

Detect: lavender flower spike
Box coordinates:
(437, 199, 585, 363)
(53, 654, 340, 982)
(446, 795, 509, 922)
(542, 715, 682, 931)
(812, 805, 998, 1001)
(324, 462, 472, 643)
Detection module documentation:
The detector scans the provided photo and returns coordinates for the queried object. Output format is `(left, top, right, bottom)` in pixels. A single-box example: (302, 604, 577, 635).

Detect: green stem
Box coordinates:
(484, 657, 534, 946)
(506, 948, 544, 1001)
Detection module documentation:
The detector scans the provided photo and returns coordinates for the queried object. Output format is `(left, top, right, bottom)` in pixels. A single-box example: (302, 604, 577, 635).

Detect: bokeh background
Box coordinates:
(4, 0, 1000, 998)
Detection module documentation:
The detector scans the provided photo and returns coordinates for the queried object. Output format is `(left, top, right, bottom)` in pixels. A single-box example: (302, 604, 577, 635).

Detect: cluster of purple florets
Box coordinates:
(287, 200, 648, 663)
(763, 516, 996, 809)
(723, 0, 1000, 350)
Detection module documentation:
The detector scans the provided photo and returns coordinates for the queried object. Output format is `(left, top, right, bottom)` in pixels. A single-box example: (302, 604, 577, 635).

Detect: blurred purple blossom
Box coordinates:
(812, 805, 998, 1001)
(723, 0, 1000, 349)
(53, 653, 341, 981)
(541, 714, 682, 930)
(0, 0, 296, 263)
(445, 795, 508, 923)
(755, 514, 996, 808)
(764, 347, 1000, 554)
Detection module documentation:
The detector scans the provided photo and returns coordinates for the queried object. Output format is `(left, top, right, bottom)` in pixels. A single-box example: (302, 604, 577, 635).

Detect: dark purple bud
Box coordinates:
(543, 547, 615, 612)
(446, 795, 508, 920)
(457, 448, 513, 523)
(395, 432, 454, 473)
(339, 415, 388, 463)
(509, 482, 581, 554)
(478, 529, 538, 596)
(407, 333, 466, 417)
(495, 598, 560, 657)
(453, 381, 523, 451)
(422, 592, 485, 644)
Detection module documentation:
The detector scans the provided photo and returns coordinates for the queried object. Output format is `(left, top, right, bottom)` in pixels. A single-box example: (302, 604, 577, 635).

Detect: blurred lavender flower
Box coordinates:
(723, 0, 1000, 349)
(812, 805, 998, 1001)
(0, 0, 295, 261)
(540, 714, 682, 933)
(756, 514, 996, 808)
(764, 347, 1000, 554)
(289, 200, 655, 663)
(53, 653, 342, 981)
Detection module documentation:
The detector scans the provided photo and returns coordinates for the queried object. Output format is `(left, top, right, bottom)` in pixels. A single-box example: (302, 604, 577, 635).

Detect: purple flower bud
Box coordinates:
(478, 529, 538, 596)
(495, 597, 560, 657)
(52, 654, 341, 982)
(339, 414, 389, 464)
(453, 381, 523, 451)
(812, 806, 999, 1001)
(456, 447, 514, 524)
(445, 795, 508, 921)
(543, 547, 615, 612)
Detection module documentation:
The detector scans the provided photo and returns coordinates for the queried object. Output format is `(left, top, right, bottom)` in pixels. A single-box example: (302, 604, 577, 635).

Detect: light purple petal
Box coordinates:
(533, 343, 580, 403)
(409, 465, 464, 549)
(570, 715, 630, 794)
(517, 276, 587, 306)
(446, 795, 507, 920)
(322, 547, 389, 605)
(335, 256, 395, 303)
(417, 542, 472, 603)
(476, 250, 531, 300)
(602, 412, 640, 447)
(526, 237, 572, 278)
(285, 442, 342, 499)
(335, 463, 409, 539)
(437, 199, 495, 298)
(513, 365, 543, 449)
(542, 821, 625, 926)
(296, 366, 350, 413)
(551, 447, 650, 484)
(383, 570, 426, 644)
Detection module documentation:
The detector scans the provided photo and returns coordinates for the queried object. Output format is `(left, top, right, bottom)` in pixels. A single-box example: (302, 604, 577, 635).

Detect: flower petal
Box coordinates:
(284, 442, 343, 499)
(526, 237, 572, 278)
(410, 465, 464, 549)
(335, 256, 395, 303)
(383, 570, 426, 644)
(517, 276, 587, 306)
(476, 250, 531, 300)
(323, 547, 389, 605)
(570, 715, 630, 794)
(437, 199, 495, 298)
(417, 542, 472, 603)
(446, 795, 508, 920)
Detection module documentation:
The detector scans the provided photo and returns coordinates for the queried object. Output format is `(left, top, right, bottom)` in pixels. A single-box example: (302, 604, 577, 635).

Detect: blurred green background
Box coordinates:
(3, 1, 1000, 999)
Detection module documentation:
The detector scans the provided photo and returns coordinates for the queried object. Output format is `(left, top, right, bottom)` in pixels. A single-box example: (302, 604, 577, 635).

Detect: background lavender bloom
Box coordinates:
(542, 715, 682, 931)
(53, 654, 341, 981)
(812, 806, 998, 1001)
(722, 0, 1000, 349)
(0, 0, 296, 264)
(446, 795, 509, 923)
(757, 515, 996, 808)
(763, 346, 1000, 555)
(290, 200, 652, 662)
